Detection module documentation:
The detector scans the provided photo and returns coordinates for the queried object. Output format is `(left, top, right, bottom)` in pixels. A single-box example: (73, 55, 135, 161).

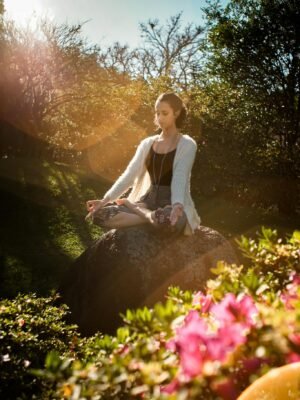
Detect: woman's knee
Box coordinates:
(153, 206, 187, 235)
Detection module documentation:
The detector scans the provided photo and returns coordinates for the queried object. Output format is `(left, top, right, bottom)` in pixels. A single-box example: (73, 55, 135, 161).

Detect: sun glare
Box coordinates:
(4, 0, 51, 25)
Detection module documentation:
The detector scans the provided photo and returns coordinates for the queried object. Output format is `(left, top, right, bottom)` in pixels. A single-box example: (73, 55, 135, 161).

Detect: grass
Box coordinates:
(0, 156, 107, 298)
(197, 191, 300, 265)
(199, 194, 299, 237)
(0, 155, 299, 298)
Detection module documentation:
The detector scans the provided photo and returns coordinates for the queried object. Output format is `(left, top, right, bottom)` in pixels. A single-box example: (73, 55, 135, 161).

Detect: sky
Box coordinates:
(4, 0, 228, 49)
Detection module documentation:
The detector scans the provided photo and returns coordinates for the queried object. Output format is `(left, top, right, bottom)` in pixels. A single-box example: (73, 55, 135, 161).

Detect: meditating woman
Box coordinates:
(85, 92, 201, 236)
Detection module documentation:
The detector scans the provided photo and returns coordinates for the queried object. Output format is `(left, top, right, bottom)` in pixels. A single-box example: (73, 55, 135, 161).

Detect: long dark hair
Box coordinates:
(154, 92, 187, 129)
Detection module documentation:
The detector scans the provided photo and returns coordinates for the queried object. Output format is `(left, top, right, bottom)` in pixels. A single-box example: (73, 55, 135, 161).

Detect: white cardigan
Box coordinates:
(103, 133, 201, 235)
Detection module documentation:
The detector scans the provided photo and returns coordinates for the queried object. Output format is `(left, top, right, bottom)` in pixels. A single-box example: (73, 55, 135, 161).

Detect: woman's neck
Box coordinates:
(159, 128, 180, 141)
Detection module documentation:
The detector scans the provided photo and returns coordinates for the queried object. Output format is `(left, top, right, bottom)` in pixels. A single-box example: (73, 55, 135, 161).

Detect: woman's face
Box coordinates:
(155, 100, 179, 130)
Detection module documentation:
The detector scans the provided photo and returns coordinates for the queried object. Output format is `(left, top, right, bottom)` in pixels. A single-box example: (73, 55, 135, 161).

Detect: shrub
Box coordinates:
(35, 228, 300, 399)
(0, 293, 80, 399)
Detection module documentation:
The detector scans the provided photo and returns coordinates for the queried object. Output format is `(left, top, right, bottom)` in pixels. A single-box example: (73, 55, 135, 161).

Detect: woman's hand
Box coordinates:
(116, 198, 141, 211)
(85, 199, 105, 221)
(169, 203, 184, 226)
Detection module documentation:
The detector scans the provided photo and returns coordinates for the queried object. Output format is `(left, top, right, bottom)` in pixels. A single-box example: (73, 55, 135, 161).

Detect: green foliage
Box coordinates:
(34, 227, 300, 399)
(236, 227, 300, 287)
(0, 293, 79, 399)
(1, 227, 300, 399)
(192, 0, 300, 214)
(207, 227, 300, 301)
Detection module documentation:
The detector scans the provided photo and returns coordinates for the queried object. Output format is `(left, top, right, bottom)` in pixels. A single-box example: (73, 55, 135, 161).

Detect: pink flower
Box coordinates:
(165, 337, 177, 352)
(180, 345, 204, 377)
(289, 272, 300, 286)
(160, 377, 180, 394)
(207, 324, 246, 361)
(281, 273, 300, 310)
(287, 333, 300, 364)
(174, 310, 208, 377)
(192, 291, 213, 313)
(281, 292, 298, 310)
(288, 333, 300, 347)
(211, 293, 257, 328)
(116, 344, 130, 355)
(167, 309, 248, 380)
(286, 352, 300, 364)
(204, 336, 229, 363)
(184, 309, 208, 329)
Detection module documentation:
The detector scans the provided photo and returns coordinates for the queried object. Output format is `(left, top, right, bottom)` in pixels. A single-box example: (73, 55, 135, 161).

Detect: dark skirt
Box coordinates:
(92, 184, 187, 236)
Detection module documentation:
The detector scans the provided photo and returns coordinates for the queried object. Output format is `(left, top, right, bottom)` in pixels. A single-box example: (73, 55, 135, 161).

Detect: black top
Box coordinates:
(145, 144, 177, 186)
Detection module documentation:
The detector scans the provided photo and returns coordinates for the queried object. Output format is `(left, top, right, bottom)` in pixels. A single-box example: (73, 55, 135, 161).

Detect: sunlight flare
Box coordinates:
(4, 0, 52, 25)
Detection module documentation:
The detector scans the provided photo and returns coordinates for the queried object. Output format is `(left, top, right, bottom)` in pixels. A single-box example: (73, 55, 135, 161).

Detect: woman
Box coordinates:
(85, 92, 201, 236)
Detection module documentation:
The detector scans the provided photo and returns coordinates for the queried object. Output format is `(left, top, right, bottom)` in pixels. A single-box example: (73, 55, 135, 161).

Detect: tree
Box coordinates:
(196, 0, 300, 214)
(97, 41, 139, 79)
(136, 12, 205, 90)
(0, 17, 144, 162)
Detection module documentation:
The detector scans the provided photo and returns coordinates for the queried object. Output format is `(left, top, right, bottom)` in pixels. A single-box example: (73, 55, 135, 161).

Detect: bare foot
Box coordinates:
(116, 198, 159, 226)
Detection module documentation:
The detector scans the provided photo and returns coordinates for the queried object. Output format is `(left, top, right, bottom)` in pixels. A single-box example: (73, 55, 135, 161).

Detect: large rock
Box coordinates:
(58, 225, 238, 336)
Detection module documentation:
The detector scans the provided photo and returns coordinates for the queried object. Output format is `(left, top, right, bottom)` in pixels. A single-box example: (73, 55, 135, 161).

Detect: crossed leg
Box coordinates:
(120, 199, 188, 237)
(101, 200, 158, 229)
(93, 198, 186, 235)
(102, 212, 148, 229)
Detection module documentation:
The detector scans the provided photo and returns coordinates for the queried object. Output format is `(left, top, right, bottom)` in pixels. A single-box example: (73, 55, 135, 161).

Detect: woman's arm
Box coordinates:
(171, 141, 197, 207)
(102, 139, 146, 202)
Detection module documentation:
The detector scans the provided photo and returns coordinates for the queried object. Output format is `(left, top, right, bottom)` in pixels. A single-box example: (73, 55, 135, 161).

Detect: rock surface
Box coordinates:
(58, 225, 238, 336)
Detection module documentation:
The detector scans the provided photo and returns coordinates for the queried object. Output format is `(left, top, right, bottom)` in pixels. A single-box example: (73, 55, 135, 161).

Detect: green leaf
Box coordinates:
(116, 327, 130, 343)
(45, 350, 62, 372)
(211, 260, 226, 275)
(290, 230, 300, 244)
